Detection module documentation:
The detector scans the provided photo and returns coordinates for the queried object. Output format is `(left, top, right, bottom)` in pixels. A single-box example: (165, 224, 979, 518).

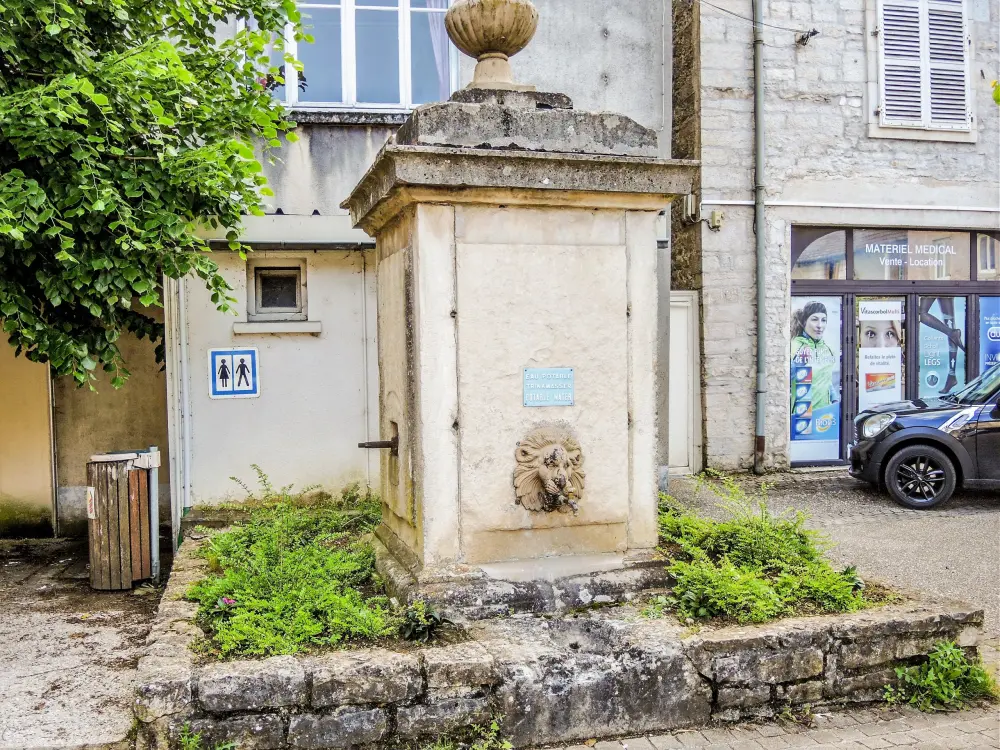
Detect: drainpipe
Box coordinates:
(178, 278, 193, 515)
(752, 0, 767, 475)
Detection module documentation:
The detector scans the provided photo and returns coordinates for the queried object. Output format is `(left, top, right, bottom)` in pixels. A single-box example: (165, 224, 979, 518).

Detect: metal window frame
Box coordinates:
(247, 257, 308, 322)
(280, 0, 458, 111)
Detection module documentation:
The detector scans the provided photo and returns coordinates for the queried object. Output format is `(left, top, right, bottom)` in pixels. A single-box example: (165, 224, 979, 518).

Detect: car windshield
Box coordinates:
(949, 363, 1000, 405)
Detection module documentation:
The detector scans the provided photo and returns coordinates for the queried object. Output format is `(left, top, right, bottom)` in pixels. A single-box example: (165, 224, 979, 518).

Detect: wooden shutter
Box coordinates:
(877, 0, 970, 130)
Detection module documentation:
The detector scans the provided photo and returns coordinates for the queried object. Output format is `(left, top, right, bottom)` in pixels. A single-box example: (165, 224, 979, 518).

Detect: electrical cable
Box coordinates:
(694, 0, 814, 35)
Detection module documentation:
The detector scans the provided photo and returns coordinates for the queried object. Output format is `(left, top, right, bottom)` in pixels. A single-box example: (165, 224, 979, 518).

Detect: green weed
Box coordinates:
(885, 641, 998, 711)
(400, 599, 452, 643)
(419, 720, 513, 750)
(186, 474, 393, 657)
(650, 473, 887, 625)
(178, 723, 236, 750)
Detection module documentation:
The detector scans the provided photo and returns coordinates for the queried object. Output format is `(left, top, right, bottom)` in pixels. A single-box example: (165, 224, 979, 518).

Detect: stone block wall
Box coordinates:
(672, 0, 1000, 470)
(136, 540, 985, 749)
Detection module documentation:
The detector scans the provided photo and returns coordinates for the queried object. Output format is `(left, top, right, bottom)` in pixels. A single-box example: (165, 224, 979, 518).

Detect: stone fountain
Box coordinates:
(344, 0, 697, 617)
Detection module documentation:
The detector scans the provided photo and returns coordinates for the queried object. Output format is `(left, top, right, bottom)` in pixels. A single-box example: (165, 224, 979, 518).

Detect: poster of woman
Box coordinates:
(789, 298, 842, 462)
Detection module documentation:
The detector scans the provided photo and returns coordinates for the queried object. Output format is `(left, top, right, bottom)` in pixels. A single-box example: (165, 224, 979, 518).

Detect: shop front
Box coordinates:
(788, 227, 1000, 466)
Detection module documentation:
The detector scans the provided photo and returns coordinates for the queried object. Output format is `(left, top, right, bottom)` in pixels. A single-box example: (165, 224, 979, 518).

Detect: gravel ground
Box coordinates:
(669, 469, 1000, 666)
(0, 539, 163, 750)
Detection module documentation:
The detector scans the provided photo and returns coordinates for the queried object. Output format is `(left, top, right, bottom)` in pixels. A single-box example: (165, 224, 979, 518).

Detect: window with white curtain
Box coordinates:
(875, 0, 971, 131)
(268, 0, 456, 110)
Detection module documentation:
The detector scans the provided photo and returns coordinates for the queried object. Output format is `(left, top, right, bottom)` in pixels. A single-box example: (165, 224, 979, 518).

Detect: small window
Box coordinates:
(875, 0, 971, 132)
(248, 260, 307, 321)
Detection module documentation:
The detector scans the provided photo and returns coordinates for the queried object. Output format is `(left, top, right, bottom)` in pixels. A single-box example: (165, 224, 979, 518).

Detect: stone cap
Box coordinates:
(341, 144, 698, 236)
(395, 99, 658, 157)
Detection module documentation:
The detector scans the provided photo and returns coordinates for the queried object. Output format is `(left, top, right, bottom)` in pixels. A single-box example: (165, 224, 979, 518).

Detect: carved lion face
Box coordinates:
(513, 427, 585, 514)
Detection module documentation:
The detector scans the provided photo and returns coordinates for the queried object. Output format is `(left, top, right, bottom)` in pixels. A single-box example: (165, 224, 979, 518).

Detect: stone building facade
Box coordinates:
(672, 0, 1000, 470)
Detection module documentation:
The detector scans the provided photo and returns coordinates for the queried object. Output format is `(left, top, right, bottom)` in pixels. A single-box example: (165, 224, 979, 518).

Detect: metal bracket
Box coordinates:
(359, 435, 399, 456)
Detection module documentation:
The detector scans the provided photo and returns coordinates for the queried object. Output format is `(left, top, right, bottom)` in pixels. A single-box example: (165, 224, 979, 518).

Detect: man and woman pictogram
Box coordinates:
(217, 357, 252, 388)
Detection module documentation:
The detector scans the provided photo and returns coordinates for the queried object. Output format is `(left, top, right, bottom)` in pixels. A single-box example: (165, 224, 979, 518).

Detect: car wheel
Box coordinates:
(883, 445, 957, 509)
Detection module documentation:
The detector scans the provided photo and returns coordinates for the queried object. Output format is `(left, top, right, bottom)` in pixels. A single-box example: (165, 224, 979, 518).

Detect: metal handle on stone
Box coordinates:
(358, 436, 399, 455)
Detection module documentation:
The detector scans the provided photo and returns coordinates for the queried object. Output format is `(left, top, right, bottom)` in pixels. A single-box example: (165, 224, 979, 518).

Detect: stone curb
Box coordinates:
(134, 537, 985, 748)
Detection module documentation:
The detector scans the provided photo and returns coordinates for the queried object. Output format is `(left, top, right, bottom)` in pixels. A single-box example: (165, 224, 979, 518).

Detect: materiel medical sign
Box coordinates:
(523, 367, 574, 407)
(209, 348, 260, 399)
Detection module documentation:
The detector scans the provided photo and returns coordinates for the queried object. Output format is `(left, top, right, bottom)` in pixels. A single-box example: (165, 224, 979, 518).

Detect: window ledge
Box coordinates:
(289, 109, 410, 127)
(867, 123, 977, 144)
(234, 321, 322, 335)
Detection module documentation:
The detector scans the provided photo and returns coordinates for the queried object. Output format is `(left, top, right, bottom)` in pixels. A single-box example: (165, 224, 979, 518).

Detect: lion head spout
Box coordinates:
(513, 427, 586, 514)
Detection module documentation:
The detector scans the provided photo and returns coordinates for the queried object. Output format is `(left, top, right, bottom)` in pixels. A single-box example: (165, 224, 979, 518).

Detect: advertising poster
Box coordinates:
(982, 297, 1000, 373)
(918, 297, 966, 398)
(858, 300, 903, 412)
(789, 297, 842, 462)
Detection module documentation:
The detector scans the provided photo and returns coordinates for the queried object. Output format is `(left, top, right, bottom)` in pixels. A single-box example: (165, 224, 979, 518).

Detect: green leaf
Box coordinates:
(46, 23, 61, 34)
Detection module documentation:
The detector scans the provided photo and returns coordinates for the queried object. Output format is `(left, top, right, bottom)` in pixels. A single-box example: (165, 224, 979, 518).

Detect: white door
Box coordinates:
(668, 291, 702, 474)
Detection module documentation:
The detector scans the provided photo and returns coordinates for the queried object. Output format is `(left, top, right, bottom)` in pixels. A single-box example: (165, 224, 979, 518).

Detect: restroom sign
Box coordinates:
(209, 348, 260, 399)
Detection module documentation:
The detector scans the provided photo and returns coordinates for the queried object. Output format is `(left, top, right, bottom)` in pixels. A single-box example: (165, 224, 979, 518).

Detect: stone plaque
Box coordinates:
(523, 367, 574, 407)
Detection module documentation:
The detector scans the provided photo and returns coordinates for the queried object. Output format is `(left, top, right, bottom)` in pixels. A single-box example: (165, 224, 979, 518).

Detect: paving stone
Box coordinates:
(621, 738, 657, 750)
(676, 731, 710, 747)
(594, 742, 623, 750)
(648, 736, 685, 750)
(856, 737, 892, 749)
(882, 732, 918, 746)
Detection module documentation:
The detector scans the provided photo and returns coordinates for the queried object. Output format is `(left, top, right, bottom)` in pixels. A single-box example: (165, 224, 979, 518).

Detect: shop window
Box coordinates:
(792, 230, 847, 280)
(789, 296, 843, 462)
(979, 235, 998, 281)
(873, 0, 971, 133)
(981, 297, 1000, 372)
(853, 229, 970, 281)
(263, 0, 455, 110)
(248, 260, 307, 322)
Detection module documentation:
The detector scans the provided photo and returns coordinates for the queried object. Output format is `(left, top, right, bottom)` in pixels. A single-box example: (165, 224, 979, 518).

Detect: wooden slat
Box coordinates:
(137, 469, 151, 580)
(106, 464, 121, 590)
(87, 463, 100, 589)
(97, 463, 111, 590)
(129, 470, 142, 582)
(116, 462, 132, 588)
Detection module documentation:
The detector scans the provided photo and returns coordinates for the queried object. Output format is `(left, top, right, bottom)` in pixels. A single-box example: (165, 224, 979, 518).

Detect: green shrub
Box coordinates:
(886, 641, 998, 711)
(187, 476, 395, 657)
(652, 473, 883, 625)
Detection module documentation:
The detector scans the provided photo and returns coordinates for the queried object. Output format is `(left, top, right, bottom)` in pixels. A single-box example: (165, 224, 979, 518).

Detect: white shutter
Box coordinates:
(877, 0, 971, 131)
(927, 1, 970, 127)
(879, 0, 923, 125)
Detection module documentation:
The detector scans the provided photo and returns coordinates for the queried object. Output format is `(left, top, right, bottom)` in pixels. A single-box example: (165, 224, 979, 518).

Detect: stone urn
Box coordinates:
(445, 0, 539, 91)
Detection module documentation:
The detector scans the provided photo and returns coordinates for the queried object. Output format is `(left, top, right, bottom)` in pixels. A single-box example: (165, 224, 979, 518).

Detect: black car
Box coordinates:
(849, 363, 1000, 509)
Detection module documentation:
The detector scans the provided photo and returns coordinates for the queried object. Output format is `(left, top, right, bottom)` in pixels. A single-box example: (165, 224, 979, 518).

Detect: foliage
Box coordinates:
(399, 599, 452, 643)
(0, 0, 307, 385)
(651, 473, 882, 625)
(419, 721, 513, 750)
(178, 723, 236, 750)
(187, 474, 394, 657)
(993, 80, 1000, 106)
(885, 641, 998, 712)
